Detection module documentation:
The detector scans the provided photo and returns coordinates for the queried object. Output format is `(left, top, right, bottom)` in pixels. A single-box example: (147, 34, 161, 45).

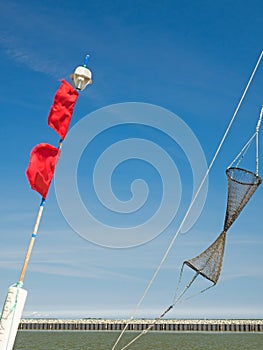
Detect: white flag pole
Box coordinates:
(0, 56, 92, 350)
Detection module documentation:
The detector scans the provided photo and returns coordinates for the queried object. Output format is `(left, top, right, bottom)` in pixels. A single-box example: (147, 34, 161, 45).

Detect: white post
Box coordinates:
(0, 286, 27, 350)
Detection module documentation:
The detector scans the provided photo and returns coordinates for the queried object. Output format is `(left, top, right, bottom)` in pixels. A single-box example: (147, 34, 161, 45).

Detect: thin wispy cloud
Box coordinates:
(0, 3, 65, 77)
(0, 33, 64, 79)
(0, 244, 147, 282)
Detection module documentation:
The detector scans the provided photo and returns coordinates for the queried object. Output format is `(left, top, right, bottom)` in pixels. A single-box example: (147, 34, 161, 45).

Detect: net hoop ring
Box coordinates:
(226, 167, 262, 186)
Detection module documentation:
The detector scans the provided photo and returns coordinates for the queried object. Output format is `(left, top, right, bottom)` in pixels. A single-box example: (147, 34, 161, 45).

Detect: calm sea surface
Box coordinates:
(13, 331, 263, 350)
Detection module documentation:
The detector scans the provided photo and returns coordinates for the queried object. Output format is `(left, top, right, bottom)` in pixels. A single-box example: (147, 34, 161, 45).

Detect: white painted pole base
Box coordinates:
(0, 286, 27, 350)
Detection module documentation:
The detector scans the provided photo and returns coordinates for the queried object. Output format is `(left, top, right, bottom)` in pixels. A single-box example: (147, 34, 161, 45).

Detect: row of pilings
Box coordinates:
(18, 319, 263, 332)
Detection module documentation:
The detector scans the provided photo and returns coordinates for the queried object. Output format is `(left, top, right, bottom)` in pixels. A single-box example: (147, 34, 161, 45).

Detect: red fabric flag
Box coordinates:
(48, 80, 78, 139)
(26, 144, 60, 199)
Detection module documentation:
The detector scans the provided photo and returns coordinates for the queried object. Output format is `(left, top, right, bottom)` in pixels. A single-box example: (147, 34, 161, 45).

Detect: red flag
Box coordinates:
(48, 80, 78, 139)
(26, 144, 60, 199)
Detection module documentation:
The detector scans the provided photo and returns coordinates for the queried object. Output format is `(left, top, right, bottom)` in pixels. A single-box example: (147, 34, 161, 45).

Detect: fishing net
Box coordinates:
(224, 167, 262, 231)
(184, 231, 226, 285)
(184, 167, 261, 285)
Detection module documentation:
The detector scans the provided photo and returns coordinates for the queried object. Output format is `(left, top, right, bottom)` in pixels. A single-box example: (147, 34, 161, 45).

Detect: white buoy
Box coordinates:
(70, 54, 92, 91)
(0, 285, 27, 350)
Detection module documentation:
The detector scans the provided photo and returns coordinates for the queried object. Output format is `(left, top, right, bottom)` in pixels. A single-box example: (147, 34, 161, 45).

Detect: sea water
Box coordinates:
(13, 331, 263, 350)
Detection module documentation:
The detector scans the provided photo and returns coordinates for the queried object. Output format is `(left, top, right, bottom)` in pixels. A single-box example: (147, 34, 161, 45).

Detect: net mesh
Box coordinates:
(224, 167, 262, 231)
(184, 231, 226, 285)
(183, 167, 261, 285)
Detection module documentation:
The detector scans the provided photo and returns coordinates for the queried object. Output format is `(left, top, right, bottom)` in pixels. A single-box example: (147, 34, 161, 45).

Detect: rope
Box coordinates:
(182, 284, 214, 304)
(119, 326, 149, 350)
(111, 51, 263, 350)
(173, 264, 185, 302)
(119, 304, 174, 350)
(228, 105, 263, 172)
(172, 265, 215, 307)
(256, 106, 263, 176)
(228, 133, 256, 169)
(172, 272, 199, 305)
(118, 272, 213, 350)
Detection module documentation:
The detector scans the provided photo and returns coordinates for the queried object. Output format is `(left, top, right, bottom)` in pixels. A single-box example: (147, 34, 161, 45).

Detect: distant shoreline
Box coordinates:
(19, 319, 263, 332)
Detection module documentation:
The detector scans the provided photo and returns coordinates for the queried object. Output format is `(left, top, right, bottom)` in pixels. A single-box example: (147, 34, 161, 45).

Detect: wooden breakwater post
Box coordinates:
(18, 319, 263, 332)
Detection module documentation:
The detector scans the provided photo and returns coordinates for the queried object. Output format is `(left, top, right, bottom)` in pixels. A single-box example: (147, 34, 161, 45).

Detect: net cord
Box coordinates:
(172, 271, 199, 305)
(119, 273, 197, 350)
(120, 252, 223, 350)
(256, 106, 263, 176)
(111, 51, 263, 350)
(228, 133, 256, 169)
(172, 263, 215, 307)
(119, 272, 214, 350)
(228, 105, 263, 174)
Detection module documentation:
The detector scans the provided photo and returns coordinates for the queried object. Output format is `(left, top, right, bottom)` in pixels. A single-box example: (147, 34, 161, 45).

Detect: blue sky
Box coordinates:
(0, 0, 263, 320)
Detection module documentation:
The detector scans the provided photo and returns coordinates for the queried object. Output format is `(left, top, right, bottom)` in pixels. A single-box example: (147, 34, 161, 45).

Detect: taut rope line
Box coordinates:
(111, 51, 263, 350)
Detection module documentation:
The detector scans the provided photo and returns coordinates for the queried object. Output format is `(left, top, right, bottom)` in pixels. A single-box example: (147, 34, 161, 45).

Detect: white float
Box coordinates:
(0, 286, 27, 350)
